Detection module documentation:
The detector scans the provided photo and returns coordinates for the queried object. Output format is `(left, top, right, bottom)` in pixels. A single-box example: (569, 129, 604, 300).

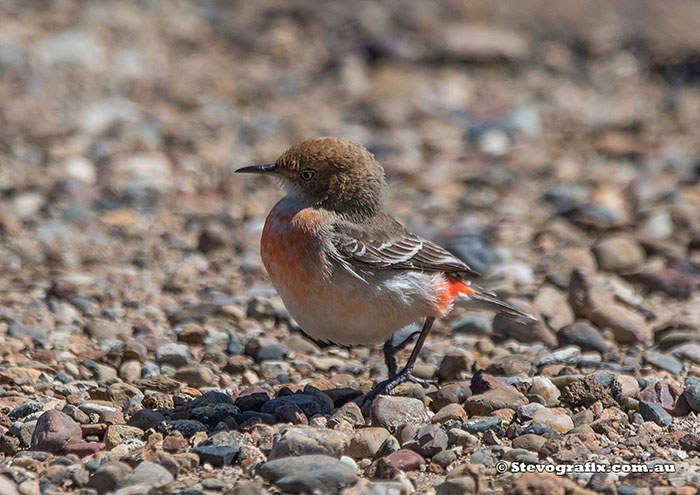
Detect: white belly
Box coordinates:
(274, 269, 440, 346)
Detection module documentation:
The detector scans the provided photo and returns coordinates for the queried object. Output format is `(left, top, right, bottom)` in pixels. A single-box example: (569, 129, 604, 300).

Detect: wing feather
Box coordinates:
(329, 214, 481, 278)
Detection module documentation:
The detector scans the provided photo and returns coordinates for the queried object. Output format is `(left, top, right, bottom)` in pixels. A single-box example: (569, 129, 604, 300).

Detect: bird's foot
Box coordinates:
(361, 368, 437, 407)
(405, 374, 437, 388)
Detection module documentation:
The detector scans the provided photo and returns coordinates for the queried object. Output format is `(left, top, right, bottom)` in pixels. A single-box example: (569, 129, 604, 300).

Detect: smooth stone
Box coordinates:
(557, 321, 611, 353)
(344, 428, 390, 459)
(268, 425, 348, 460)
(532, 408, 574, 433)
(592, 235, 645, 273)
(87, 462, 132, 493)
(643, 350, 683, 374)
(684, 377, 700, 412)
(155, 343, 190, 367)
(590, 305, 651, 345)
(403, 424, 449, 457)
(259, 455, 358, 494)
(464, 388, 527, 416)
(384, 449, 425, 471)
(370, 396, 429, 429)
(30, 410, 82, 454)
(528, 377, 560, 404)
(462, 416, 501, 434)
(638, 401, 672, 427)
(537, 346, 581, 366)
(118, 460, 173, 488)
(512, 434, 547, 453)
(432, 403, 468, 424)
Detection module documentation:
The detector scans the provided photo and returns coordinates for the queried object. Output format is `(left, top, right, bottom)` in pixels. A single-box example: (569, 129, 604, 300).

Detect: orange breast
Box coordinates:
(260, 201, 329, 301)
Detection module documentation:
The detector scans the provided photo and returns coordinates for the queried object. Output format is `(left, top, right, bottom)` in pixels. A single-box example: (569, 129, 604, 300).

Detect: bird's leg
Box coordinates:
(363, 317, 436, 406)
(382, 329, 421, 377)
(383, 339, 399, 378)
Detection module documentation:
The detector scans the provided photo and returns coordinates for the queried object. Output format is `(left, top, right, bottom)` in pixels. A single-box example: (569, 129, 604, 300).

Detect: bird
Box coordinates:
(236, 137, 534, 403)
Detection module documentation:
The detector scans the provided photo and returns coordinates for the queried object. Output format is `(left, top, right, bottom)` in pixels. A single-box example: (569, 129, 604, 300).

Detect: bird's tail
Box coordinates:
(455, 286, 537, 324)
(442, 274, 536, 323)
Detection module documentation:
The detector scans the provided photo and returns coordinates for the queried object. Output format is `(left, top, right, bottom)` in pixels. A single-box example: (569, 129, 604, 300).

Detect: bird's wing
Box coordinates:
(329, 213, 481, 278)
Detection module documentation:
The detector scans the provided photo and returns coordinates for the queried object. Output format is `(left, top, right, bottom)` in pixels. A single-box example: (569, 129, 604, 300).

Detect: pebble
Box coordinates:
(104, 425, 143, 449)
(436, 476, 476, 495)
(268, 425, 348, 460)
(590, 304, 652, 345)
(403, 424, 448, 457)
(447, 429, 478, 448)
(30, 410, 82, 454)
(512, 433, 547, 452)
(259, 455, 358, 494)
(87, 462, 133, 493)
(370, 396, 429, 429)
(155, 343, 190, 367)
(557, 321, 611, 353)
(261, 392, 332, 418)
(643, 350, 684, 374)
(592, 235, 645, 273)
(532, 407, 574, 433)
(432, 383, 471, 411)
(384, 449, 425, 471)
(436, 350, 474, 381)
(684, 377, 700, 412)
(464, 387, 527, 416)
(638, 401, 673, 427)
(462, 416, 501, 434)
(345, 428, 391, 459)
(538, 346, 581, 366)
(432, 403, 468, 424)
(528, 376, 560, 404)
(118, 460, 174, 488)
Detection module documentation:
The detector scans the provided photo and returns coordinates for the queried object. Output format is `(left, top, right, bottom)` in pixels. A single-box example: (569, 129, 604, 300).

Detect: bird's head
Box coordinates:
(236, 137, 387, 218)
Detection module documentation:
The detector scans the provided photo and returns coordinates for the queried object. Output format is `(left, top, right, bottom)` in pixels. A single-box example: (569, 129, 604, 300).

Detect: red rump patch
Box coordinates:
(435, 274, 475, 313)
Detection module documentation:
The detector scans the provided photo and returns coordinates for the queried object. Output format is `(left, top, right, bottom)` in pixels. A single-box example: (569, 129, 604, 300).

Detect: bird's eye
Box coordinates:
(300, 169, 316, 181)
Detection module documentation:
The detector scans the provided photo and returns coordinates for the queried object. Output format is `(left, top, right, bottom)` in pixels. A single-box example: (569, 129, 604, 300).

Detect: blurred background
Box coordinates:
(1, 0, 700, 332)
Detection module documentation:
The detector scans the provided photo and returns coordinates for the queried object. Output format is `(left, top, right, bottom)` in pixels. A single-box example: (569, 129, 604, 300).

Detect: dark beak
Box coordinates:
(235, 163, 278, 174)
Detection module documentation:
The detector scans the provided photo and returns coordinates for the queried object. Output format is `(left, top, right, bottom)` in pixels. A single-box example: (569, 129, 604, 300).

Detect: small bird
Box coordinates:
(236, 137, 533, 402)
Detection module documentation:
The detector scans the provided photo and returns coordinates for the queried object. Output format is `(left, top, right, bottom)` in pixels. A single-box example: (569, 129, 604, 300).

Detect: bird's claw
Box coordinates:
(360, 370, 438, 407)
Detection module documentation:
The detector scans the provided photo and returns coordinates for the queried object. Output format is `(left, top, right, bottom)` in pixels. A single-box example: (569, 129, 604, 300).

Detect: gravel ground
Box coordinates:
(1, 1, 700, 494)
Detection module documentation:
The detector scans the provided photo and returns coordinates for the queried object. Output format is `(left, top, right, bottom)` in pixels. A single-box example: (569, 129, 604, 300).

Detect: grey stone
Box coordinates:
(259, 455, 357, 495)
(638, 401, 672, 427)
(268, 426, 348, 460)
(684, 376, 700, 413)
(643, 350, 683, 374)
(462, 416, 502, 434)
(155, 343, 189, 367)
(370, 396, 429, 429)
(87, 462, 132, 493)
(8, 401, 42, 420)
(118, 461, 173, 488)
(557, 321, 611, 353)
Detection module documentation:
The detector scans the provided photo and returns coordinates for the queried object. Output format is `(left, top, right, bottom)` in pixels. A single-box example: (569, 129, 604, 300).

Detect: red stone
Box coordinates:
(385, 449, 425, 471)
